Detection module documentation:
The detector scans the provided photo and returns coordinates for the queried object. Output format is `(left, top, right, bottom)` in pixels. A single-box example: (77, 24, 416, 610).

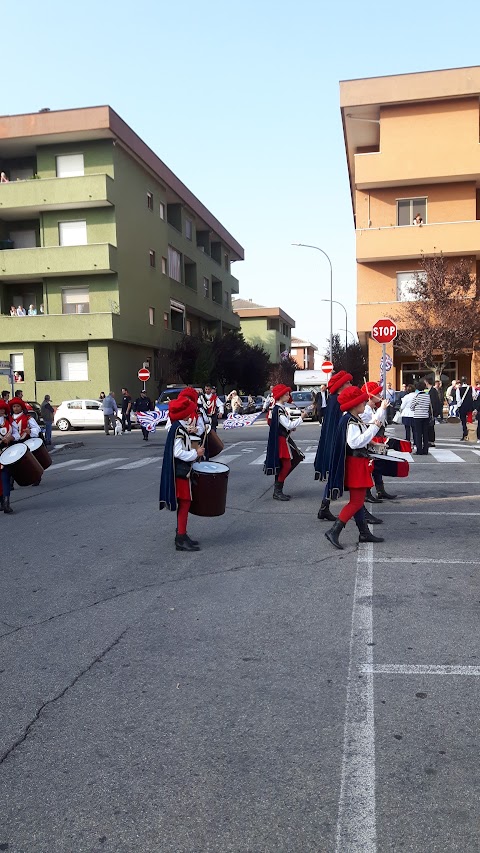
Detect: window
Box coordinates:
(397, 197, 427, 227)
(60, 352, 88, 381)
(170, 299, 185, 333)
(147, 191, 153, 211)
(9, 229, 37, 249)
(149, 307, 155, 325)
(56, 154, 84, 178)
(185, 218, 193, 240)
(401, 360, 457, 387)
(62, 287, 90, 314)
(186, 319, 192, 336)
(10, 353, 24, 382)
(168, 246, 182, 282)
(159, 202, 165, 220)
(59, 220, 87, 246)
(203, 277, 210, 298)
(149, 250, 156, 268)
(396, 271, 426, 302)
(85, 400, 101, 410)
(67, 400, 83, 410)
(224, 253, 229, 271)
(224, 291, 230, 309)
(161, 256, 167, 274)
(164, 312, 169, 329)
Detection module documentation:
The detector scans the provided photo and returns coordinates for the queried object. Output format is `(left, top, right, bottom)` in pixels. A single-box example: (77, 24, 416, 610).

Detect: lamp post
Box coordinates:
(322, 298, 348, 352)
(292, 243, 333, 363)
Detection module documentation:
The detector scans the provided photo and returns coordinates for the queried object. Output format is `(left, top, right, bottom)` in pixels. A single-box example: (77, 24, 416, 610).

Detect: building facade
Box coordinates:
(0, 107, 243, 401)
(231, 299, 294, 362)
(290, 337, 317, 370)
(340, 66, 480, 387)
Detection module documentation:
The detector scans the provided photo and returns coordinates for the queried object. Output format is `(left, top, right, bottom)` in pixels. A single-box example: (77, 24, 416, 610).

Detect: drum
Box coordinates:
(190, 461, 229, 517)
(25, 437, 52, 470)
(206, 429, 224, 459)
(369, 453, 409, 478)
(0, 444, 44, 486)
(385, 437, 412, 453)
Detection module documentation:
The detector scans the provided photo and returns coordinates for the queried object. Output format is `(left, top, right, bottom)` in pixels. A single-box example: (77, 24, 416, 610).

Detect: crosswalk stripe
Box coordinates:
(428, 448, 465, 463)
(115, 457, 160, 470)
(252, 453, 267, 465)
(212, 454, 242, 465)
(50, 459, 90, 471)
(250, 451, 317, 465)
(75, 458, 127, 471)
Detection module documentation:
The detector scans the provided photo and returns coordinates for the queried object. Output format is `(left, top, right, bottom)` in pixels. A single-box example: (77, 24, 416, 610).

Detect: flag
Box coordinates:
(136, 409, 168, 433)
(222, 411, 264, 430)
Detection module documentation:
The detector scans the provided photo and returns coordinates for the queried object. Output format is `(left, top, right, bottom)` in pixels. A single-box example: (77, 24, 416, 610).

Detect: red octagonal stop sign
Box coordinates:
(371, 318, 397, 344)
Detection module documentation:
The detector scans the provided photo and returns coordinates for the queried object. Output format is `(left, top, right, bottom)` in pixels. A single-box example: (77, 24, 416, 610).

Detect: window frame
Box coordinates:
(147, 191, 154, 211)
(168, 245, 182, 282)
(58, 219, 88, 247)
(149, 306, 155, 325)
(396, 269, 426, 302)
(185, 218, 193, 240)
(159, 202, 166, 220)
(203, 276, 210, 298)
(61, 286, 90, 315)
(161, 256, 167, 275)
(149, 249, 156, 268)
(55, 153, 85, 178)
(59, 351, 88, 382)
(396, 196, 427, 227)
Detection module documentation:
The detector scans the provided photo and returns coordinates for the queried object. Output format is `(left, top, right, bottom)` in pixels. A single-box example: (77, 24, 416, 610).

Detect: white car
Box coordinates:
(54, 399, 123, 431)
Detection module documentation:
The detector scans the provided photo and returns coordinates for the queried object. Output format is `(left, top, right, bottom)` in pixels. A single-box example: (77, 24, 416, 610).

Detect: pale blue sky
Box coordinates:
(4, 0, 480, 360)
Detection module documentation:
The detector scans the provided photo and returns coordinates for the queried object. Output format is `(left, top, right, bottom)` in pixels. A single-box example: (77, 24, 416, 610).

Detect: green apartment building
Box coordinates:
(0, 106, 243, 401)
(232, 299, 294, 362)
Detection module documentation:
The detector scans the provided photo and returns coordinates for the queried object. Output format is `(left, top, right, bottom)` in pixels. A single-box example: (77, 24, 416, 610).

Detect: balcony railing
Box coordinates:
(356, 219, 480, 263)
(0, 173, 114, 215)
(0, 311, 116, 343)
(0, 243, 117, 278)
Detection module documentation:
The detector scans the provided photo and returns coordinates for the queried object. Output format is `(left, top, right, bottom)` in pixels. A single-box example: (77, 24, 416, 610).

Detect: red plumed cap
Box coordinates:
(338, 385, 369, 412)
(361, 381, 383, 399)
(9, 397, 27, 410)
(178, 387, 199, 402)
(328, 371, 353, 394)
(169, 397, 197, 422)
(272, 384, 291, 401)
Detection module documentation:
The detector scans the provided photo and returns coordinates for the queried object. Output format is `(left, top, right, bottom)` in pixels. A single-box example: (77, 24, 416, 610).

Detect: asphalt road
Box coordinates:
(1, 419, 480, 852)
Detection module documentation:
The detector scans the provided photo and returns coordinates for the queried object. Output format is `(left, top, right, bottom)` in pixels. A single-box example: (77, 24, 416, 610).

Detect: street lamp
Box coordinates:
(322, 298, 348, 352)
(292, 243, 333, 363)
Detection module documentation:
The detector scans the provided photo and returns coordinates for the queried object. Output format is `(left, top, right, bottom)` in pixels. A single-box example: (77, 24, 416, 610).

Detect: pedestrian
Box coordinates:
(385, 382, 396, 424)
(98, 391, 106, 403)
(102, 392, 118, 435)
(40, 395, 54, 445)
(204, 384, 224, 431)
(159, 395, 205, 552)
(227, 390, 243, 414)
(411, 381, 431, 455)
(456, 377, 476, 441)
(434, 381, 445, 422)
(133, 389, 153, 440)
(315, 384, 328, 423)
(0, 398, 18, 514)
(399, 384, 416, 443)
(446, 379, 460, 417)
(120, 387, 132, 433)
(425, 378, 442, 446)
(324, 386, 388, 550)
(1, 390, 10, 402)
(263, 384, 306, 501)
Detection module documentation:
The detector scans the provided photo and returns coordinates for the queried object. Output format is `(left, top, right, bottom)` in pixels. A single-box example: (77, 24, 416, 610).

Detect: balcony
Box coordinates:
(0, 174, 114, 218)
(0, 243, 117, 279)
(0, 312, 116, 344)
(355, 145, 480, 189)
(356, 220, 480, 263)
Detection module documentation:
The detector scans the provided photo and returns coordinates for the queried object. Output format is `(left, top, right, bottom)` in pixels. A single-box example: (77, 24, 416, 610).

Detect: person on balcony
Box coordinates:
(0, 172, 9, 183)
(413, 213, 423, 226)
(27, 304, 37, 316)
(16, 306, 26, 317)
(9, 306, 16, 316)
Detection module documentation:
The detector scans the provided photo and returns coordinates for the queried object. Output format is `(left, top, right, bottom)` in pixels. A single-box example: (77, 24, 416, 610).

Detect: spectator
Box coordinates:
(16, 305, 26, 316)
(316, 384, 328, 423)
(434, 381, 445, 422)
(227, 390, 243, 414)
(133, 389, 153, 441)
(39, 303, 44, 314)
(9, 306, 16, 316)
(41, 395, 55, 446)
(413, 213, 423, 226)
(27, 304, 37, 316)
(399, 383, 416, 443)
(120, 387, 132, 433)
(1, 390, 10, 402)
(446, 379, 460, 416)
(425, 377, 442, 446)
(385, 382, 396, 424)
(411, 380, 431, 455)
(0, 172, 9, 183)
(102, 392, 118, 435)
(98, 391, 106, 403)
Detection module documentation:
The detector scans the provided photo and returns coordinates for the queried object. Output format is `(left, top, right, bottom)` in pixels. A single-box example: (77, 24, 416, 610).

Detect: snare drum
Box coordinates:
(25, 437, 52, 470)
(190, 461, 229, 517)
(0, 443, 44, 486)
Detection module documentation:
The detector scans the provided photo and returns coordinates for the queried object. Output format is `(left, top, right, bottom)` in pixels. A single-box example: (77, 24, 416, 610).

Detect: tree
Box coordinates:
(211, 329, 246, 392)
(238, 344, 271, 395)
(393, 254, 480, 381)
(325, 334, 368, 386)
(170, 335, 201, 384)
(269, 352, 298, 387)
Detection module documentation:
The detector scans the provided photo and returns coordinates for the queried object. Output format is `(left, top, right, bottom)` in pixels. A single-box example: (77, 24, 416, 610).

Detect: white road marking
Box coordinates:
(428, 448, 465, 463)
(209, 454, 241, 465)
(49, 459, 90, 471)
(358, 556, 480, 565)
(50, 444, 66, 453)
(252, 454, 266, 465)
(115, 458, 160, 470)
(394, 481, 480, 485)
(335, 541, 376, 853)
(361, 664, 480, 676)
(75, 458, 127, 471)
(378, 511, 480, 516)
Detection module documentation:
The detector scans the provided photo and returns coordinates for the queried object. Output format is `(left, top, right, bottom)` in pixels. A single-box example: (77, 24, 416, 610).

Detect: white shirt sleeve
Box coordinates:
(174, 436, 197, 462)
(216, 397, 224, 415)
(279, 412, 303, 431)
(346, 421, 380, 449)
(28, 417, 41, 438)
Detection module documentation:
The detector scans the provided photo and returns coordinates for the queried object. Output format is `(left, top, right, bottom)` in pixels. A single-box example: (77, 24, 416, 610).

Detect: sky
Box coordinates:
(4, 0, 480, 364)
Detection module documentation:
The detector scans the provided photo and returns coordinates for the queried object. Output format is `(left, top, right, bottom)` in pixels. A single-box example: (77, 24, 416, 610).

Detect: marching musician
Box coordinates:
(324, 386, 388, 550)
(263, 384, 306, 501)
(0, 399, 18, 514)
(10, 397, 41, 441)
(159, 395, 205, 552)
(133, 390, 154, 441)
(204, 384, 224, 431)
(360, 381, 398, 502)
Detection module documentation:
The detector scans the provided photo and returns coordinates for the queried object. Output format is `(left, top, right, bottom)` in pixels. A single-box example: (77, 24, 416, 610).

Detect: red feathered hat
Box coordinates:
(328, 370, 353, 395)
(10, 397, 27, 411)
(361, 381, 383, 400)
(169, 396, 197, 423)
(178, 387, 199, 403)
(272, 384, 291, 401)
(338, 385, 369, 412)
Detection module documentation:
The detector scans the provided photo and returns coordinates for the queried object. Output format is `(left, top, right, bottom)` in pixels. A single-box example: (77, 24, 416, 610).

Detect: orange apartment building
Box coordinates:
(340, 65, 480, 387)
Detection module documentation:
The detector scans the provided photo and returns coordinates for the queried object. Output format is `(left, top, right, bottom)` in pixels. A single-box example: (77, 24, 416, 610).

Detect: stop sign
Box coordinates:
(138, 368, 150, 382)
(371, 318, 397, 344)
(321, 360, 334, 374)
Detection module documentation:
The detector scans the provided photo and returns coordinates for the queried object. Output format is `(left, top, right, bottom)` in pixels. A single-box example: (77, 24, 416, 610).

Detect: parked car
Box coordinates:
(287, 391, 316, 421)
(155, 386, 203, 419)
(54, 399, 121, 431)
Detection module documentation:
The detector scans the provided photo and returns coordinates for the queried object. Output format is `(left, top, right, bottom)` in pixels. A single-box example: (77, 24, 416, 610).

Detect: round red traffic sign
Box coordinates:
(371, 318, 397, 344)
(138, 368, 150, 382)
(321, 360, 334, 374)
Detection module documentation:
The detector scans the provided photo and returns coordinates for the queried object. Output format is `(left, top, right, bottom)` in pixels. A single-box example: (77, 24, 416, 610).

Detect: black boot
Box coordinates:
(325, 519, 345, 550)
(175, 534, 200, 552)
(365, 488, 382, 503)
(317, 499, 336, 521)
(357, 521, 384, 543)
(376, 486, 397, 500)
(3, 497, 13, 514)
(273, 482, 290, 501)
(364, 507, 383, 525)
(185, 534, 199, 547)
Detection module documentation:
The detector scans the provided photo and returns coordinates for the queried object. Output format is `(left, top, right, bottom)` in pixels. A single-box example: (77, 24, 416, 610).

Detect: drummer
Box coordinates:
(360, 381, 397, 502)
(0, 399, 18, 514)
(159, 395, 205, 552)
(10, 397, 41, 441)
(263, 384, 307, 501)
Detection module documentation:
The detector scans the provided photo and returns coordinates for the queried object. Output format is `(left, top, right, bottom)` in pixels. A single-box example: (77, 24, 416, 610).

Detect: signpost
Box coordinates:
(371, 318, 397, 395)
(0, 360, 14, 397)
(138, 367, 150, 392)
(321, 360, 334, 374)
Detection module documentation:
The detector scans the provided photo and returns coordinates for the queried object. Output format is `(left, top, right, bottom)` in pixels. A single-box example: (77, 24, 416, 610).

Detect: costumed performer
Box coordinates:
(204, 384, 224, 432)
(159, 395, 205, 552)
(263, 384, 306, 501)
(0, 399, 18, 514)
(360, 381, 398, 502)
(324, 386, 388, 550)
(10, 397, 41, 441)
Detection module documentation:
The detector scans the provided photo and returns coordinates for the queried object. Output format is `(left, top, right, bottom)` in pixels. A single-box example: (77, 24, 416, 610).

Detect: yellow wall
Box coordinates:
(356, 181, 476, 230)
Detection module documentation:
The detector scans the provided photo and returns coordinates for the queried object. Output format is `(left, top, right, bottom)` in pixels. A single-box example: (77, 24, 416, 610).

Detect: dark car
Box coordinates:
(26, 401, 45, 428)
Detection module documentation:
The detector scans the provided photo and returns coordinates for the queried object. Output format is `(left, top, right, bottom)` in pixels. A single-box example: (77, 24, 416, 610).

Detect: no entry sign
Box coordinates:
(321, 360, 334, 374)
(138, 368, 150, 382)
(371, 318, 397, 344)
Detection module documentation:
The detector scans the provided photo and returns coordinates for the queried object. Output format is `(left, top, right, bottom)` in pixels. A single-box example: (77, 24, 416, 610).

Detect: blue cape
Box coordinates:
(325, 412, 353, 501)
(314, 392, 342, 480)
(159, 421, 181, 511)
(263, 404, 281, 476)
